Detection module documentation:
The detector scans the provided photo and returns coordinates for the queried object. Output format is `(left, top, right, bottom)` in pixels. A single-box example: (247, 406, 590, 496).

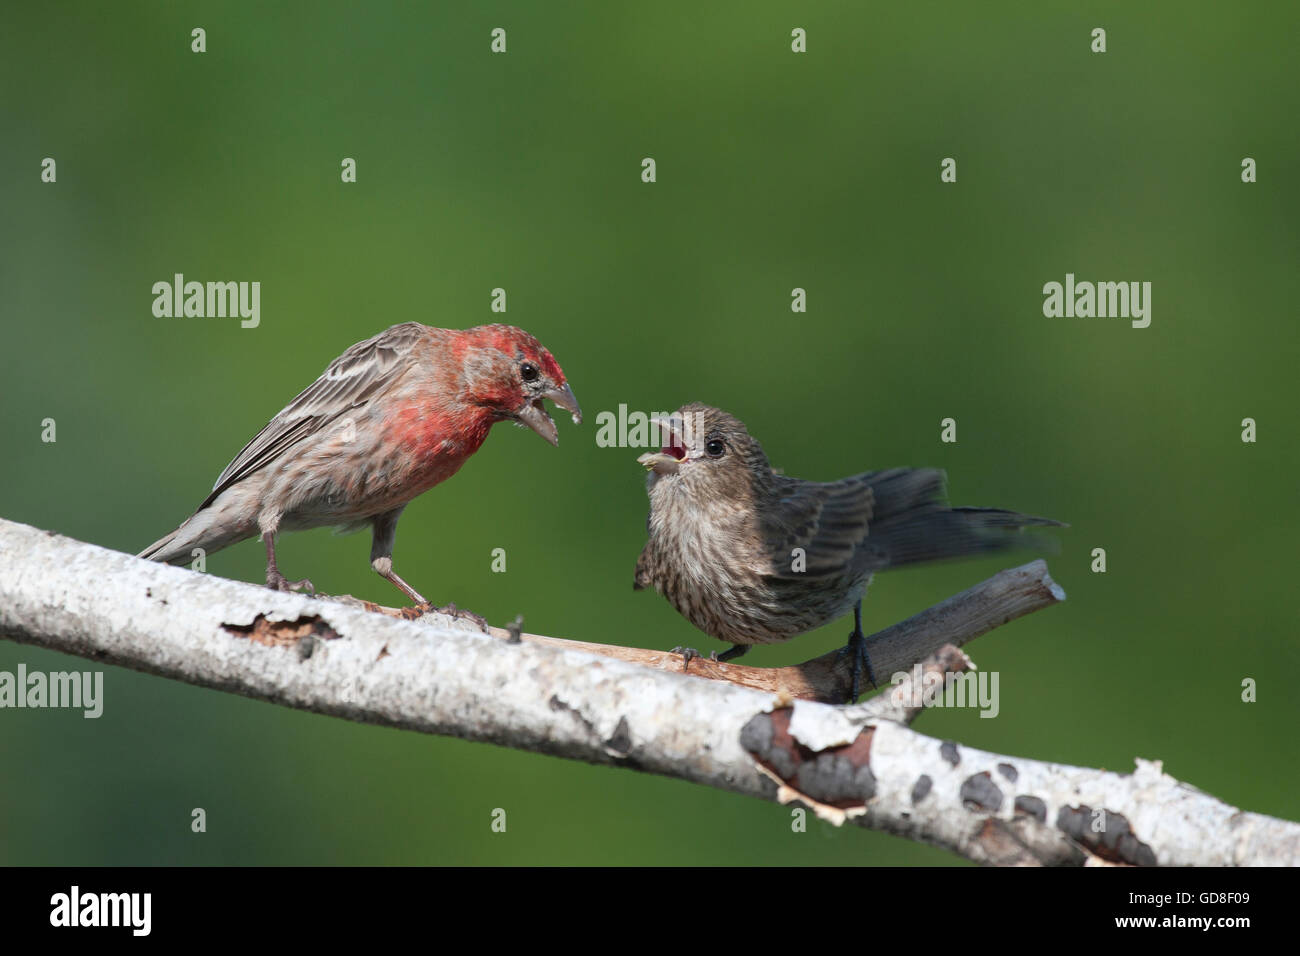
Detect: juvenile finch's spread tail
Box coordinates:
(633, 403, 1062, 700)
(140, 322, 581, 604)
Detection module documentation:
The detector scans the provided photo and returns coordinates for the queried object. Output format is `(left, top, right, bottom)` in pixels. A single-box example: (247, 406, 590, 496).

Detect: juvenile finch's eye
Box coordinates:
(706, 438, 726, 458)
(520, 362, 539, 382)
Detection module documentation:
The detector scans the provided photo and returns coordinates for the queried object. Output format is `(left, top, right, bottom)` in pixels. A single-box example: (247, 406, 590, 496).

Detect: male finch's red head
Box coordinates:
(456, 324, 581, 445)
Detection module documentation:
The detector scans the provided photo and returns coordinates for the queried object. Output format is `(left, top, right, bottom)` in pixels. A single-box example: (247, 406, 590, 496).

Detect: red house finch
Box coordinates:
(634, 403, 1062, 700)
(139, 322, 581, 605)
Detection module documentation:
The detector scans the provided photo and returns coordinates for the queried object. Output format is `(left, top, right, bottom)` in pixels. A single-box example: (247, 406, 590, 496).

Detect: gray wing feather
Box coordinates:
(198, 323, 425, 510)
(765, 466, 1061, 579)
(763, 471, 880, 579)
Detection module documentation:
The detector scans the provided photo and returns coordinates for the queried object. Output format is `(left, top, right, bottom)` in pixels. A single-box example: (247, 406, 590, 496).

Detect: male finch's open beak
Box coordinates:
(516, 383, 583, 446)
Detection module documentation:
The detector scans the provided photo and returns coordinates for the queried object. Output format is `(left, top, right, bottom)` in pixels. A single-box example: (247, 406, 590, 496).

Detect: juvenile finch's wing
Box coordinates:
(765, 467, 1060, 579)
(761, 471, 882, 579)
(200, 322, 427, 509)
(763, 468, 961, 579)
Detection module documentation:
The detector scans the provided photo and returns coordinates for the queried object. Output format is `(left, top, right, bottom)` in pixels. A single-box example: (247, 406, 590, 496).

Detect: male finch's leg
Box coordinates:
(370, 509, 488, 628)
(264, 534, 314, 594)
(370, 508, 428, 606)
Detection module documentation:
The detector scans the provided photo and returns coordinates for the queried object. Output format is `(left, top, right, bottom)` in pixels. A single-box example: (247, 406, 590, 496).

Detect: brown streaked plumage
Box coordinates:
(634, 402, 1063, 700)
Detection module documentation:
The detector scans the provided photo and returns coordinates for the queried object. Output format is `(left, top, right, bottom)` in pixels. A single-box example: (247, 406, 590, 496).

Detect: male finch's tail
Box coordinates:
(137, 499, 257, 565)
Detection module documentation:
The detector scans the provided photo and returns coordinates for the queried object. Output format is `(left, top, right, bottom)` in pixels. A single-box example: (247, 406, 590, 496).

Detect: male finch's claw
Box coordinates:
(436, 602, 490, 633)
(267, 572, 314, 595)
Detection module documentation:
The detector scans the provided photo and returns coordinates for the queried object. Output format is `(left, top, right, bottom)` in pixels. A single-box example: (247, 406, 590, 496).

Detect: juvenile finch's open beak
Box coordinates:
(637, 452, 680, 475)
(516, 383, 583, 446)
(638, 415, 687, 475)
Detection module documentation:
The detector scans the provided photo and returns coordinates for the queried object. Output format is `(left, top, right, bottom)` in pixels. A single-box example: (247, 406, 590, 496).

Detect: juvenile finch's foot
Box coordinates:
(436, 602, 489, 633)
(670, 646, 702, 669)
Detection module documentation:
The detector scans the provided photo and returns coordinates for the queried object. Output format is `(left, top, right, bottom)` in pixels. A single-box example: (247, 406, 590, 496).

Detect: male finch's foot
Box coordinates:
(266, 571, 314, 594)
(436, 602, 489, 633)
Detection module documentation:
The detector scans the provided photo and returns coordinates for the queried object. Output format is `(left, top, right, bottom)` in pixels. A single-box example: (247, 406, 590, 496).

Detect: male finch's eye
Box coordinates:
(520, 362, 539, 382)
(706, 438, 726, 458)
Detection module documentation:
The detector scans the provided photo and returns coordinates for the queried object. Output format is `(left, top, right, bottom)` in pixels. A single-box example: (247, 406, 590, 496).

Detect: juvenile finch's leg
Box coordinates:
(370, 508, 428, 606)
(672, 644, 747, 668)
(263, 534, 314, 594)
(836, 600, 877, 703)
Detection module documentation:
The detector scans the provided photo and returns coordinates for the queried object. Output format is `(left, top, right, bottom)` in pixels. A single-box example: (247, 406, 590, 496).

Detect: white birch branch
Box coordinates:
(338, 559, 1064, 705)
(0, 517, 1293, 866)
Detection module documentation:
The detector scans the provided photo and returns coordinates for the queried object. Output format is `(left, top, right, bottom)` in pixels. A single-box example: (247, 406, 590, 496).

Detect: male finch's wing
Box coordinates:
(199, 322, 427, 509)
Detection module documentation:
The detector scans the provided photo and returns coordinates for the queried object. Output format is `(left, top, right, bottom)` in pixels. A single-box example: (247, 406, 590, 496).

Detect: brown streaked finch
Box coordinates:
(139, 322, 581, 607)
(634, 403, 1063, 701)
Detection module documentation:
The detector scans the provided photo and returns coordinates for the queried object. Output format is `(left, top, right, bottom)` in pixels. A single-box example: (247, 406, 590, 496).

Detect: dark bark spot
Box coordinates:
(1055, 805, 1158, 866)
(548, 695, 599, 740)
(797, 753, 876, 805)
(997, 762, 1019, 782)
(1014, 794, 1047, 822)
(911, 775, 932, 804)
(940, 741, 961, 766)
(605, 717, 632, 757)
(960, 772, 1003, 812)
(739, 712, 774, 760)
(741, 709, 876, 809)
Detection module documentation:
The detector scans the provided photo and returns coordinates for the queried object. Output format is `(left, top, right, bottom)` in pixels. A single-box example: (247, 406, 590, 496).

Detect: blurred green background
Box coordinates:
(2, 1, 1296, 865)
